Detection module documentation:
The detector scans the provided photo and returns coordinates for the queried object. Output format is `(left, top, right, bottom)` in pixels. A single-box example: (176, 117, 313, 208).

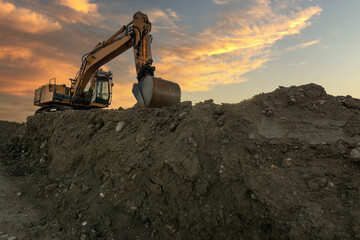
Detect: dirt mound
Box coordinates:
(1, 83, 360, 239)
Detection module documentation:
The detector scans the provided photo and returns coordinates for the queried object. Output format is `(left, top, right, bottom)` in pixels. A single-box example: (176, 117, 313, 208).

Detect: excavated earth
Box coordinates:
(1, 83, 360, 239)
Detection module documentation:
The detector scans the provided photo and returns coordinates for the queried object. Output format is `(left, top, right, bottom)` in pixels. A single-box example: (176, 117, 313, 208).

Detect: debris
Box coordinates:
(0, 83, 359, 240)
(350, 148, 360, 159)
(115, 122, 125, 132)
(178, 112, 188, 119)
(281, 158, 292, 167)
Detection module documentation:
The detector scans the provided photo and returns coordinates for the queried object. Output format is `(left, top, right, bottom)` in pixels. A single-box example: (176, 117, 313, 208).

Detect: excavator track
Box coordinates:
(35, 105, 74, 115)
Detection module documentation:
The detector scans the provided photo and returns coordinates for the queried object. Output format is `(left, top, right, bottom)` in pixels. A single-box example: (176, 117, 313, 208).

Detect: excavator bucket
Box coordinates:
(132, 76, 181, 108)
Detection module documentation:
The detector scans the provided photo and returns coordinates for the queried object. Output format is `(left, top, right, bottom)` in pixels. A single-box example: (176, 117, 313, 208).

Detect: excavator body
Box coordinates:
(34, 70, 113, 113)
(33, 11, 180, 113)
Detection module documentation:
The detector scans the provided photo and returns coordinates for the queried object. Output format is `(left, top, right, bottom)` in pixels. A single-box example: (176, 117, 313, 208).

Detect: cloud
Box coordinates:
(0, 0, 61, 34)
(0, 46, 78, 96)
(213, 0, 238, 5)
(285, 39, 320, 52)
(149, 9, 180, 30)
(153, 1, 322, 91)
(166, 9, 180, 21)
(57, 0, 97, 14)
(0, 47, 32, 61)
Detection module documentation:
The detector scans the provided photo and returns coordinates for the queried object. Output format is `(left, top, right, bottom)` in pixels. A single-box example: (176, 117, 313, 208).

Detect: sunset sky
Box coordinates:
(1, 0, 359, 122)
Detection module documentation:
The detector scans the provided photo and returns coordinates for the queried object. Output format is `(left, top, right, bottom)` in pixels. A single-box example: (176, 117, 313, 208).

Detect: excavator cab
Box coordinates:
(90, 70, 113, 105)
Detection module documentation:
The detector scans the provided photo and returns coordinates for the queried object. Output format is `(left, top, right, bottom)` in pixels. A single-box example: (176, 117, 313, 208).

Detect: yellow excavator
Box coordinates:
(34, 11, 181, 114)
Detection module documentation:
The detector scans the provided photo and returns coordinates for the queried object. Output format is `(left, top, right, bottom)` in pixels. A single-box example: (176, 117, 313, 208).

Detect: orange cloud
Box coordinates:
(0, 46, 78, 96)
(0, 0, 61, 34)
(153, 2, 322, 92)
(57, 0, 98, 14)
(0, 47, 32, 61)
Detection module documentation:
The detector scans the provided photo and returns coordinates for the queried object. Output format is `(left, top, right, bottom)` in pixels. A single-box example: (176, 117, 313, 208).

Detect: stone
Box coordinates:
(187, 136, 198, 147)
(80, 185, 91, 194)
(350, 148, 360, 159)
(281, 158, 292, 167)
(79, 234, 88, 240)
(178, 112, 188, 119)
(136, 134, 146, 144)
(169, 122, 179, 131)
(307, 179, 320, 191)
(8, 237, 16, 240)
(115, 122, 125, 132)
(213, 107, 223, 116)
(43, 183, 57, 196)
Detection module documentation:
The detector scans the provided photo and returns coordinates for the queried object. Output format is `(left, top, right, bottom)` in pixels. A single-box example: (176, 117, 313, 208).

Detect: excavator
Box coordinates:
(34, 12, 181, 114)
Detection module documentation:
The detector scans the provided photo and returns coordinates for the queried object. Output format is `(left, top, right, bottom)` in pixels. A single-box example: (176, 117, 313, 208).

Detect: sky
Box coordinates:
(0, 0, 359, 122)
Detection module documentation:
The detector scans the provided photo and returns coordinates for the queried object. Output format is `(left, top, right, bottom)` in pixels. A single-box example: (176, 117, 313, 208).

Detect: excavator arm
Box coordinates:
(71, 11, 180, 107)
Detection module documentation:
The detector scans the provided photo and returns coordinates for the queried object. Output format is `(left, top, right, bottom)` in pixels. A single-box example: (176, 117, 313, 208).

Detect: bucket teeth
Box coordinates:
(132, 83, 146, 108)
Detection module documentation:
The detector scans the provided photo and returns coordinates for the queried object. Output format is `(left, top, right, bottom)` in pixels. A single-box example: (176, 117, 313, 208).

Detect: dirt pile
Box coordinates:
(1, 83, 360, 239)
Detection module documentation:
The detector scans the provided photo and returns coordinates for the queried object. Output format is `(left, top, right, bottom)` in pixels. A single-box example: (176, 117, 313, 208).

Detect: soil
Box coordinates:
(1, 83, 360, 239)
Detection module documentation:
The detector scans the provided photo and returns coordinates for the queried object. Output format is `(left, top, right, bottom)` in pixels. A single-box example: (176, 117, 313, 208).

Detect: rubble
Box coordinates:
(0, 83, 360, 239)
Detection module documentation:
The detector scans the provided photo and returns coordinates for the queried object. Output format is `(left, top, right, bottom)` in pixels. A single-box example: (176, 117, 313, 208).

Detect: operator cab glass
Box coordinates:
(91, 70, 113, 105)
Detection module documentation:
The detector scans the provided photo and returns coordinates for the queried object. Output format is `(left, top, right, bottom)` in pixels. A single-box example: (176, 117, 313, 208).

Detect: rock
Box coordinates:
(7, 237, 16, 240)
(217, 120, 224, 127)
(179, 101, 192, 108)
(281, 158, 292, 167)
(213, 107, 223, 116)
(169, 122, 179, 131)
(43, 183, 57, 196)
(250, 193, 257, 200)
(0, 233, 7, 238)
(317, 178, 327, 187)
(343, 96, 360, 110)
(350, 148, 360, 159)
(307, 179, 320, 191)
(187, 136, 198, 147)
(80, 185, 91, 194)
(79, 234, 88, 240)
(39, 157, 46, 164)
(204, 99, 214, 104)
(178, 112, 188, 119)
(136, 134, 146, 144)
(115, 122, 125, 132)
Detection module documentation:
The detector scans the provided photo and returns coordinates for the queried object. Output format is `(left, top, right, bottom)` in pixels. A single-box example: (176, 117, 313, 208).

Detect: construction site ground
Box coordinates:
(1, 83, 360, 240)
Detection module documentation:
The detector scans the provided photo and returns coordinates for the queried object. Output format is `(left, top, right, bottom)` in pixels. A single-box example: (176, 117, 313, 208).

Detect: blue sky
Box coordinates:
(0, 0, 359, 121)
